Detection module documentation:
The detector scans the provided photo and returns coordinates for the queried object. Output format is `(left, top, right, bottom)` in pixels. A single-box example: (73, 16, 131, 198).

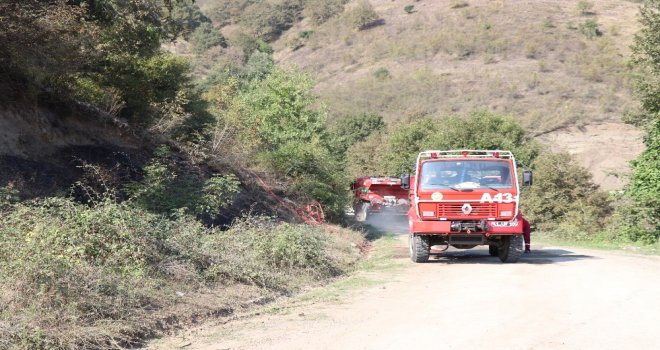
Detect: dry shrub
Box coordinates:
(0, 198, 363, 349)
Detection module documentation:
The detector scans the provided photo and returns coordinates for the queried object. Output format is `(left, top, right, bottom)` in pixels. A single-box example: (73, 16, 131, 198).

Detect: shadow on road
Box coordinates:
(355, 215, 594, 265)
(428, 248, 595, 265)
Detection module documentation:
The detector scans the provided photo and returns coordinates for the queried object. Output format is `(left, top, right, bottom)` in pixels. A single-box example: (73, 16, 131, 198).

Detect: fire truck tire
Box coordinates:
(409, 234, 430, 263)
(355, 202, 368, 222)
(498, 235, 523, 263)
(488, 244, 498, 257)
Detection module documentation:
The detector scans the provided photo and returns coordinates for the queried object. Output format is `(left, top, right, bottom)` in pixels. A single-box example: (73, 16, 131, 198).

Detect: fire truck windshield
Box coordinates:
(419, 160, 513, 190)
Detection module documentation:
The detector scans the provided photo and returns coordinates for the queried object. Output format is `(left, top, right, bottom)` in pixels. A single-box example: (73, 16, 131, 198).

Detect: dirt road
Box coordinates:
(154, 235, 660, 350)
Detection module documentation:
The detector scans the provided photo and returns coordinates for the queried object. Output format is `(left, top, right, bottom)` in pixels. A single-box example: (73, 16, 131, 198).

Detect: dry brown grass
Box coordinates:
(273, 0, 640, 134)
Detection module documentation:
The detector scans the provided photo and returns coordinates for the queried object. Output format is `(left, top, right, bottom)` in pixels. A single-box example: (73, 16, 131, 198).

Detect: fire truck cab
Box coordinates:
(402, 150, 533, 263)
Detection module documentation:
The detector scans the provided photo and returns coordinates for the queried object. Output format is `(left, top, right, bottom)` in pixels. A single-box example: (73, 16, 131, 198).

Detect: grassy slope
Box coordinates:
(273, 0, 645, 189)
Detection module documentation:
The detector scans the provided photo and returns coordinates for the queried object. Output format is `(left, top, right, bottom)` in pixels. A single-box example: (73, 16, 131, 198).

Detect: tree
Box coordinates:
(190, 22, 227, 53)
(346, 111, 541, 176)
(240, 1, 300, 42)
(233, 68, 348, 217)
(328, 113, 385, 158)
(0, 0, 197, 125)
(304, 0, 347, 25)
(626, 0, 660, 241)
(169, 1, 212, 39)
(521, 152, 611, 234)
(346, 0, 381, 30)
(237, 68, 326, 150)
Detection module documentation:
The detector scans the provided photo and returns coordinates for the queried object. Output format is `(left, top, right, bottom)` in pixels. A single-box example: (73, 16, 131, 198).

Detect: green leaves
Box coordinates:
(125, 147, 240, 217)
(625, 0, 660, 241)
(521, 152, 611, 233)
(190, 22, 227, 53)
(345, 111, 541, 177)
(242, 68, 326, 149)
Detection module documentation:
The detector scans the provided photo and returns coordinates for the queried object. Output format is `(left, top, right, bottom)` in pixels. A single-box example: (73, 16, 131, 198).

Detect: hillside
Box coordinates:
(270, 0, 645, 189)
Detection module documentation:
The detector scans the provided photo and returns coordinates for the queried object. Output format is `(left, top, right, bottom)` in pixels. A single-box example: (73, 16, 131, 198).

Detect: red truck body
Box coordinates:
(352, 176, 409, 222)
(405, 150, 529, 263)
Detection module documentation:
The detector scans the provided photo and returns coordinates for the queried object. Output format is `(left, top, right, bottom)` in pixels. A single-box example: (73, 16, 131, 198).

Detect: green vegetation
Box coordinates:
(0, 1, 367, 348)
(328, 112, 386, 158)
(346, 0, 381, 30)
(373, 67, 391, 80)
(205, 0, 255, 27)
(0, 198, 363, 348)
(124, 147, 240, 217)
(190, 22, 227, 53)
(577, 1, 595, 16)
(346, 111, 540, 177)
(579, 19, 601, 39)
(450, 1, 470, 9)
(404, 5, 415, 14)
(240, 0, 302, 42)
(622, 0, 660, 243)
(170, 1, 212, 38)
(304, 0, 348, 25)
(522, 152, 612, 238)
(1, 0, 659, 347)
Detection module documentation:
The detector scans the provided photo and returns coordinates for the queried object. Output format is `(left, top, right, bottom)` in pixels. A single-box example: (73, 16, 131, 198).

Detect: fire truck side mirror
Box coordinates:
(401, 174, 410, 190)
(350, 181, 357, 191)
(522, 170, 533, 186)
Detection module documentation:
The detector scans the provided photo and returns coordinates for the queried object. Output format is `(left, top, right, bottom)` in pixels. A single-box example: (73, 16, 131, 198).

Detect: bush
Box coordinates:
(346, 0, 381, 30)
(100, 53, 192, 122)
(521, 152, 612, 234)
(304, 0, 347, 25)
(223, 68, 348, 217)
(577, 1, 594, 15)
(0, 184, 20, 210)
(240, 1, 299, 42)
(625, 0, 660, 242)
(0, 198, 209, 348)
(579, 19, 601, 39)
(0, 199, 363, 348)
(372, 111, 540, 176)
(623, 119, 660, 242)
(229, 31, 274, 59)
(328, 113, 385, 158)
(404, 5, 415, 14)
(239, 69, 326, 149)
(374, 67, 391, 80)
(203, 216, 363, 287)
(124, 147, 240, 218)
(190, 22, 227, 53)
(169, 1, 211, 39)
(449, 1, 469, 9)
(345, 131, 387, 178)
(206, 0, 254, 27)
(244, 50, 275, 82)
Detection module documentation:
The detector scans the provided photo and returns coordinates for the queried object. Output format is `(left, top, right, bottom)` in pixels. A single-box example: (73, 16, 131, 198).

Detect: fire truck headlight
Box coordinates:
(500, 210, 513, 217)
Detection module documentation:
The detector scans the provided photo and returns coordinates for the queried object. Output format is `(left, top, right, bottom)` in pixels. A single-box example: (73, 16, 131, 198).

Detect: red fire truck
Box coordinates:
(352, 176, 410, 222)
(402, 150, 533, 263)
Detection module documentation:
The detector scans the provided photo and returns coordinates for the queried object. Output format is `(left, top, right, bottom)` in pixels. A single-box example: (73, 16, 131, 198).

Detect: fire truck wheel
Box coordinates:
(409, 234, 430, 263)
(498, 235, 523, 263)
(488, 244, 498, 257)
(355, 202, 368, 222)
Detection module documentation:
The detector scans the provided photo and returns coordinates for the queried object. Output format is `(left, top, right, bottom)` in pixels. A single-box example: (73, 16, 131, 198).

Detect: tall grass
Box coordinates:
(0, 196, 363, 349)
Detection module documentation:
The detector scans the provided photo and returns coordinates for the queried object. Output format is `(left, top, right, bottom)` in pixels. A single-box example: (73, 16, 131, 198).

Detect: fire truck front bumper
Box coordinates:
(409, 218, 523, 236)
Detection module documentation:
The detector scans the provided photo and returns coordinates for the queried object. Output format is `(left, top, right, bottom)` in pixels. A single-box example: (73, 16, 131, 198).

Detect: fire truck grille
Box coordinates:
(437, 203, 497, 218)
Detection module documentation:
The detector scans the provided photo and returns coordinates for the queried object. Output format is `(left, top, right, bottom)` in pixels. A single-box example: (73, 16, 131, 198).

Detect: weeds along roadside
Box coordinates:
(0, 184, 365, 349)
